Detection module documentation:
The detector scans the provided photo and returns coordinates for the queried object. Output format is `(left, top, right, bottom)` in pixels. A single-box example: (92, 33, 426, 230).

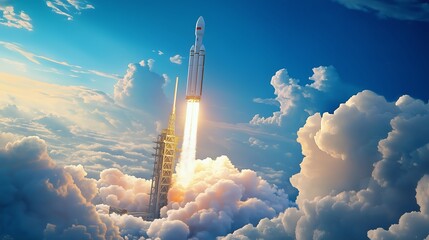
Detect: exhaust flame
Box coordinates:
(175, 100, 200, 187)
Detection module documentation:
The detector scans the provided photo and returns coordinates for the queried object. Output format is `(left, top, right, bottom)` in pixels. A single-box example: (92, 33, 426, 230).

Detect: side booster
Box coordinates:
(186, 16, 205, 100)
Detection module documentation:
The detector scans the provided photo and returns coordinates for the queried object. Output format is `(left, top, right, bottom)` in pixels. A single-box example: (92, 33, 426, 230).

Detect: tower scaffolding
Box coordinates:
(148, 77, 179, 219)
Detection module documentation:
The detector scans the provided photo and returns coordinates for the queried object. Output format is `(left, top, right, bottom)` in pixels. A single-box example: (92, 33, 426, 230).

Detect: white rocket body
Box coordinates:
(186, 16, 205, 100)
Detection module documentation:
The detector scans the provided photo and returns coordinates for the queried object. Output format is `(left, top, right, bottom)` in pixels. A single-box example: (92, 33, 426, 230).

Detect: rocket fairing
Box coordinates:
(186, 16, 205, 100)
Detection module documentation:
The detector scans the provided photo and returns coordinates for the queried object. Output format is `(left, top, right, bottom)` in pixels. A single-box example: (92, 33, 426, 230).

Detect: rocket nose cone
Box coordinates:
(196, 16, 205, 28)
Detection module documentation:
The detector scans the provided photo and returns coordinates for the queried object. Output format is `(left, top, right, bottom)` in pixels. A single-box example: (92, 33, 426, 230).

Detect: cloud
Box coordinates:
(225, 90, 429, 239)
(46, 0, 94, 20)
(250, 69, 302, 125)
(248, 137, 269, 150)
(147, 59, 155, 70)
(307, 65, 340, 91)
(0, 41, 120, 81)
(0, 41, 39, 64)
(0, 129, 294, 240)
(98, 168, 152, 212)
(88, 69, 121, 80)
(368, 175, 429, 240)
(0, 73, 157, 179)
(144, 156, 293, 239)
(114, 62, 169, 119)
(250, 66, 353, 126)
(152, 50, 164, 55)
(0, 135, 121, 239)
(162, 73, 170, 88)
(333, 0, 429, 22)
(169, 54, 183, 64)
(0, 57, 27, 71)
(0, 6, 33, 31)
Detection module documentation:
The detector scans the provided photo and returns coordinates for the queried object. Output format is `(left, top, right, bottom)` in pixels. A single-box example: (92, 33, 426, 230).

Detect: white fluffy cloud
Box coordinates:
(145, 156, 293, 239)
(368, 175, 429, 240)
(114, 62, 169, 120)
(46, 0, 94, 20)
(169, 54, 183, 64)
(0, 6, 32, 31)
(250, 66, 351, 126)
(334, 0, 429, 21)
(225, 90, 429, 239)
(0, 136, 121, 239)
(98, 168, 152, 212)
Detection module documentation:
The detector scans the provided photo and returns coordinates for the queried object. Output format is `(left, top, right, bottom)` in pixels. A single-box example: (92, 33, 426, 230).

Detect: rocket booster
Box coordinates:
(186, 16, 205, 100)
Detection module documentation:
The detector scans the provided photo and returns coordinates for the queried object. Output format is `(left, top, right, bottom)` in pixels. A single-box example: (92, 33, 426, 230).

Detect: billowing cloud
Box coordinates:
(225, 90, 429, 239)
(145, 156, 293, 239)
(169, 54, 183, 64)
(368, 175, 429, 240)
(0, 6, 33, 31)
(250, 68, 302, 125)
(46, 0, 94, 20)
(333, 0, 429, 22)
(98, 168, 152, 212)
(114, 62, 169, 119)
(0, 136, 121, 239)
(2, 82, 428, 239)
(0, 132, 293, 239)
(250, 66, 351, 126)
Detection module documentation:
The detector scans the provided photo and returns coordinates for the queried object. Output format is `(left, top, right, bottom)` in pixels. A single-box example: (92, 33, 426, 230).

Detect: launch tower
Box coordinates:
(148, 77, 179, 219)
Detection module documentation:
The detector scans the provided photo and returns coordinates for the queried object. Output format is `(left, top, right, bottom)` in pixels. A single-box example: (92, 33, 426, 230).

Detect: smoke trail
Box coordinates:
(176, 100, 200, 187)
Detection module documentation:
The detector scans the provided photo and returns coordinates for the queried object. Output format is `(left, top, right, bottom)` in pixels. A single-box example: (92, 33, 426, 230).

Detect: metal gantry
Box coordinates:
(148, 77, 179, 219)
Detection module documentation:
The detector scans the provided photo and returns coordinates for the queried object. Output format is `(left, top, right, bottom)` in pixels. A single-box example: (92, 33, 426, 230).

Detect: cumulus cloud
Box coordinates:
(368, 175, 429, 240)
(250, 66, 351, 126)
(114, 62, 169, 119)
(333, 0, 429, 21)
(169, 54, 183, 64)
(250, 68, 302, 125)
(0, 136, 121, 239)
(0, 6, 32, 31)
(145, 156, 293, 239)
(98, 168, 152, 212)
(46, 0, 94, 20)
(225, 90, 429, 239)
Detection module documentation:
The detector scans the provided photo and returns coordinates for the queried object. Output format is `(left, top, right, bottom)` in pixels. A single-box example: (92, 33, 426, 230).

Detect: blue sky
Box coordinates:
(1, 1, 429, 239)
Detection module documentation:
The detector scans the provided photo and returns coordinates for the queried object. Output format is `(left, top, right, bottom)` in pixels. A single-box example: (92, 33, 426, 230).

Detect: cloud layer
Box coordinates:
(1, 89, 428, 239)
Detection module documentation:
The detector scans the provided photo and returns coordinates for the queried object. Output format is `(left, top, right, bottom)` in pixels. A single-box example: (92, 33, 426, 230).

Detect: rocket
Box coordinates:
(186, 16, 205, 100)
